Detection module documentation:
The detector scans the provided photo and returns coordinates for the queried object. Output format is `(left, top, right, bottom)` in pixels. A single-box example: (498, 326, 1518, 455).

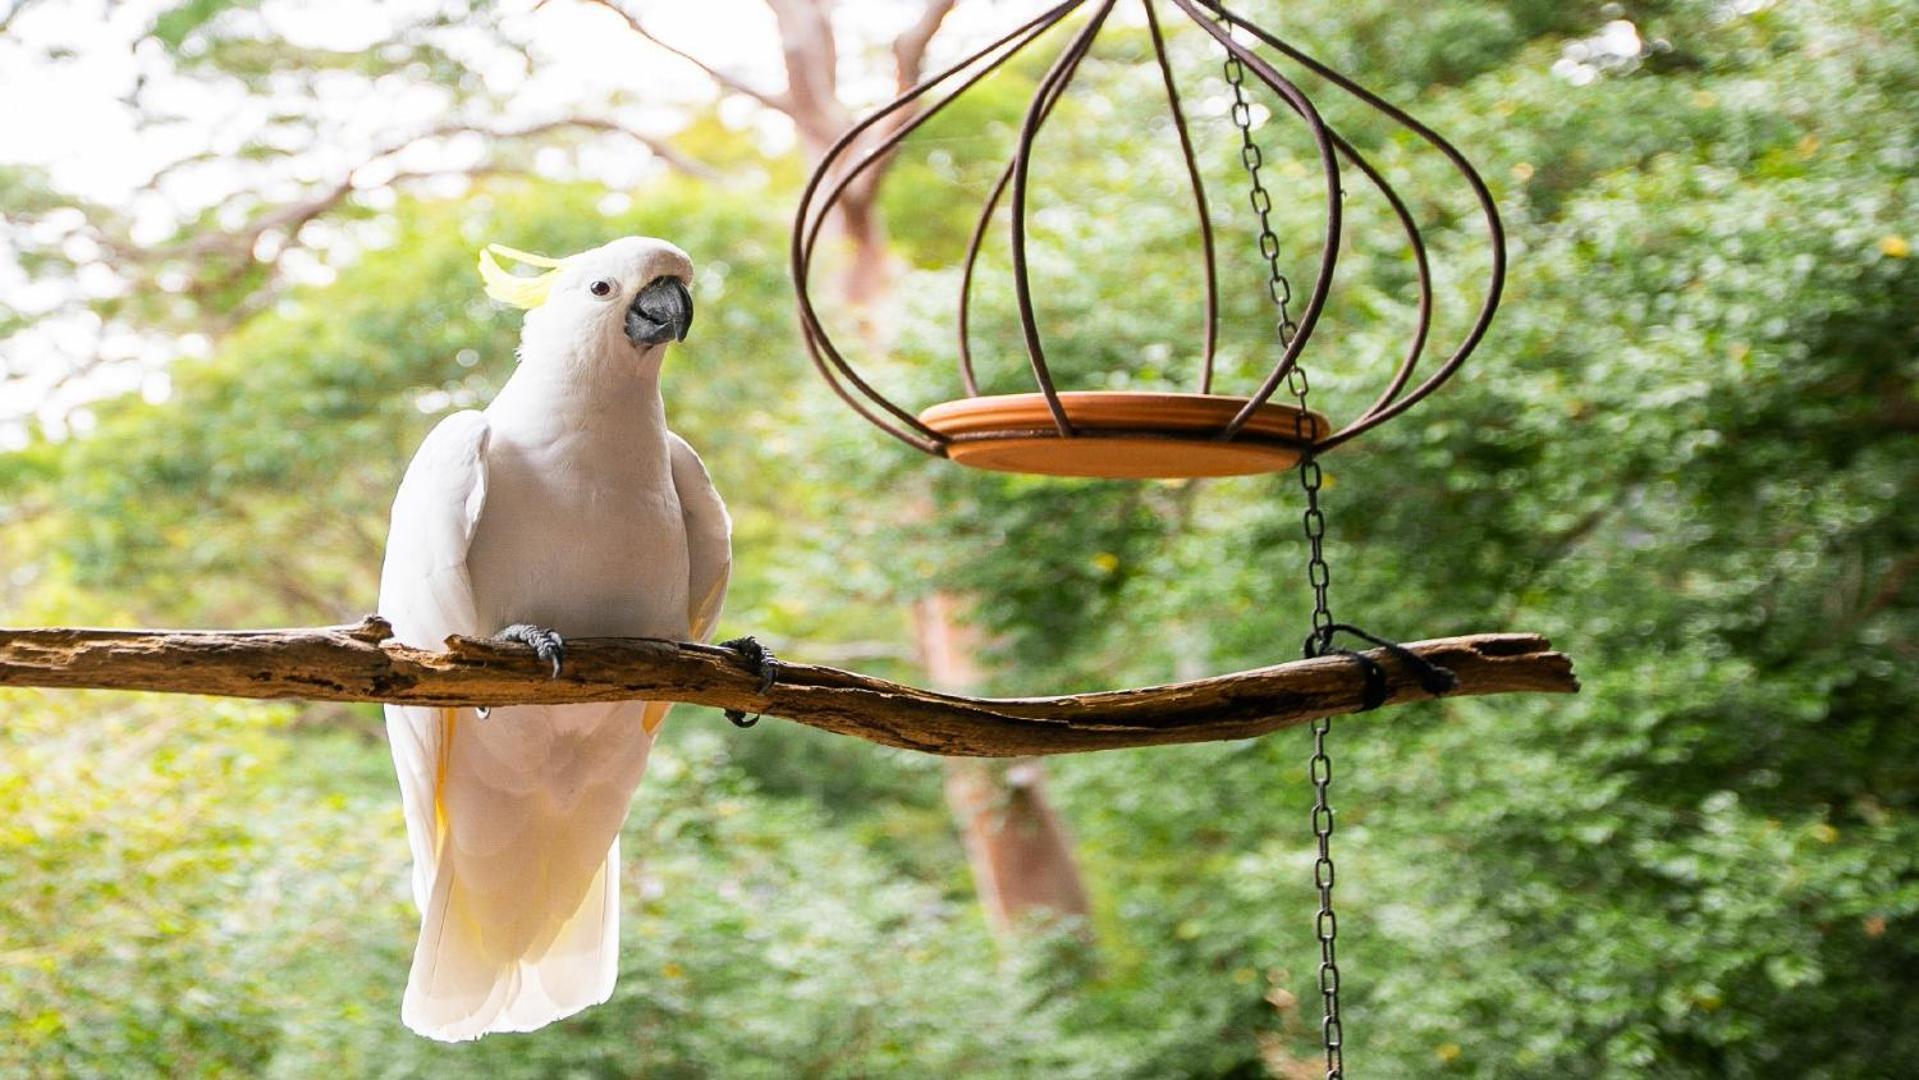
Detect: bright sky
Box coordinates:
(0, 0, 881, 203)
(0, 0, 1033, 443)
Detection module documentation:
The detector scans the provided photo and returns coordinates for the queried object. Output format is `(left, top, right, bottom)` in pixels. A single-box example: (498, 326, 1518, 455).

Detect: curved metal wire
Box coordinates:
(1206, 0, 1506, 450)
(793, 0, 1085, 454)
(1168, 0, 1342, 439)
(790, 0, 1506, 463)
(1143, 0, 1220, 394)
(957, 3, 1142, 400)
(1009, 0, 1119, 436)
(1187, 4, 1438, 425)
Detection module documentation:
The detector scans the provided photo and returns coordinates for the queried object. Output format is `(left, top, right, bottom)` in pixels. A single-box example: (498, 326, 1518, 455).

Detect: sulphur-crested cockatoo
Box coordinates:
(379, 237, 737, 1041)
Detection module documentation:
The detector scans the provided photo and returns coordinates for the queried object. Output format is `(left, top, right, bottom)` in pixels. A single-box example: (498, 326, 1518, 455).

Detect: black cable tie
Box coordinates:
(1303, 623, 1458, 712)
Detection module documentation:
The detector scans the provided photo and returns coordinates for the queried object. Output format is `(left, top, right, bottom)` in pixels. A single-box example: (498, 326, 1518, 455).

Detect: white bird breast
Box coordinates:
(463, 418, 692, 640)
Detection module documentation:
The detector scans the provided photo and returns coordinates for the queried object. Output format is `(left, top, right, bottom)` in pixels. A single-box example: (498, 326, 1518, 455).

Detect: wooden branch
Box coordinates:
(0, 618, 1577, 758)
(0, 0, 44, 35)
(895, 0, 962, 91)
(426, 116, 718, 182)
(765, 0, 848, 143)
(580, 0, 793, 113)
(166, 115, 713, 261)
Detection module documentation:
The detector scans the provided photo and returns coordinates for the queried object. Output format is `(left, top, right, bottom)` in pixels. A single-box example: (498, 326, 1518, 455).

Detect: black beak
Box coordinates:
(626, 276, 694, 348)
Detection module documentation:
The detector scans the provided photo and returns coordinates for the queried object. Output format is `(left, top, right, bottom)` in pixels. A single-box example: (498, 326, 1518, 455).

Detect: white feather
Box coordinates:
(380, 409, 489, 911)
(379, 236, 729, 1041)
(670, 432, 733, 643)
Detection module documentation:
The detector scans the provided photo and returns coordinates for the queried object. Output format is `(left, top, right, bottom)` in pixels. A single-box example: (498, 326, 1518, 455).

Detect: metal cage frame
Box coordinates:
(791, 0, 1506, 469)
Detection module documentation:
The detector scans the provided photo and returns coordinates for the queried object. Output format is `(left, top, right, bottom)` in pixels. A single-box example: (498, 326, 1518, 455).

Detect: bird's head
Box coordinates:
(479, 236, 696, 376)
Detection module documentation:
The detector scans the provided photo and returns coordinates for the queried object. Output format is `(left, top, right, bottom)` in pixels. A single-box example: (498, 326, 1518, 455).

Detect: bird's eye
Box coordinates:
(588, 279, 615, 298)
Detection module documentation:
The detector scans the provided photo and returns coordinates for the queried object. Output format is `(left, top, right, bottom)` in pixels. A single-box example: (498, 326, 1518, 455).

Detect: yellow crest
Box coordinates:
(478, 243, 568, 309)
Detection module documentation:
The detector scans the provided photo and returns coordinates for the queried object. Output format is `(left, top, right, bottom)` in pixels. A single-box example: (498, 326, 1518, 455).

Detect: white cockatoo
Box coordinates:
(378, 237, 743, 1041)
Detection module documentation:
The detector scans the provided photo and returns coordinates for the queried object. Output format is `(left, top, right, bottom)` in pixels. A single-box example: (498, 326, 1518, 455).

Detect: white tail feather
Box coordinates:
(402, 837, 622, 1042)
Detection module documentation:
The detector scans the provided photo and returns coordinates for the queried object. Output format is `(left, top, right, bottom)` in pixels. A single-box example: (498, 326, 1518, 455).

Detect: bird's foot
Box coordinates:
(475, 624, 568, 718)
(718, 636, 779, 729)
(497, 623, 567, 678)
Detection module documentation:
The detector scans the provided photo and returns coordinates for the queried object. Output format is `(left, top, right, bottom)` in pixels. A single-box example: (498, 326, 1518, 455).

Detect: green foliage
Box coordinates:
(3, 0, 1916, 1076)
(0, 690, 402, 1077)
(0, 694, 1071, 1077)
(149, 0, 262, 52)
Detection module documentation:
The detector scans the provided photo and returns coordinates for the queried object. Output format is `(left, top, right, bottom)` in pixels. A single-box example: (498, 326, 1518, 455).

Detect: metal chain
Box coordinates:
(1221, 44, 1302, 353)
(1306, 665, 1344, 1080)
(1222, 18, 1344, 1080)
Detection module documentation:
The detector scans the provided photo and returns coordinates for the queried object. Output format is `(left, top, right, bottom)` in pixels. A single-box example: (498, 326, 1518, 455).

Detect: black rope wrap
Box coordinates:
(1302, 623, 1458, 712)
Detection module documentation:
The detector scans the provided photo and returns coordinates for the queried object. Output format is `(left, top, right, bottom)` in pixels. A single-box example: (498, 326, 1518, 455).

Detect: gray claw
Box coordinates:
(498, 623, 566, 678)
(718, 635, 779, 728)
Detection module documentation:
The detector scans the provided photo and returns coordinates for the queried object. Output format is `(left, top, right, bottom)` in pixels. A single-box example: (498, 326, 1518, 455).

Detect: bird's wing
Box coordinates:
(644, 433, 732, 736)
(670, 431, 733, 642)
(378, 410, 491, 912)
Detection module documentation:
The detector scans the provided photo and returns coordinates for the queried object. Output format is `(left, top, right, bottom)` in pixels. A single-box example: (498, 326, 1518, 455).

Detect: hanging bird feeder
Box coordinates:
(793, 0, 1503, 480)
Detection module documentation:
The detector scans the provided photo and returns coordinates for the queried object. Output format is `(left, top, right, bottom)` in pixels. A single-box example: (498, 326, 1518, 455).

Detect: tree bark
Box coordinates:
(833, 186, 894, 311)
(942, 757, 1095, 933)
(0, 618, 1579, 758)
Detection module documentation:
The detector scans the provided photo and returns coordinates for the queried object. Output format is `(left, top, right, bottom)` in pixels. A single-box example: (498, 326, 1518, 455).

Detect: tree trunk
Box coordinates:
(941, 758, 1095, 937)
(835, 186, 893, 312)
(914, 593, 1094, 935)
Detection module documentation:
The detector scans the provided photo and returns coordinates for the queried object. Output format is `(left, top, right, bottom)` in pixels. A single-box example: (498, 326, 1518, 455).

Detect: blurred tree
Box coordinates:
(574, 0, 962, 304)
